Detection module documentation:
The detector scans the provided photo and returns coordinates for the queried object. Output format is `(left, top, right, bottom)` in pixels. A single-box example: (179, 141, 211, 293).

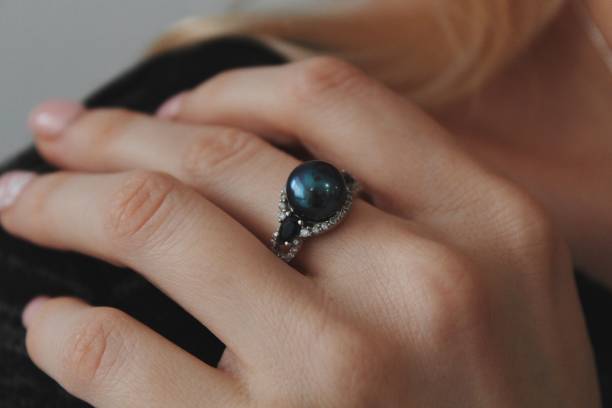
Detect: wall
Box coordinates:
(0, 0, 232, 160)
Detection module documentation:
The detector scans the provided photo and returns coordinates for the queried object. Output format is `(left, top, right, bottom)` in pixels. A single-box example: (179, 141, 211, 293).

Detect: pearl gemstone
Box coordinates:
(286, 161, 348, 223)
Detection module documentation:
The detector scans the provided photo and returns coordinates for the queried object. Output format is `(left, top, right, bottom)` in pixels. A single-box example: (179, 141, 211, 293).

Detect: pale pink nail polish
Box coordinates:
(0, 171, 36, 211)
(156, 92, 186, 119)
(28, 100, 83, 139)
(22, 296, 50, 328)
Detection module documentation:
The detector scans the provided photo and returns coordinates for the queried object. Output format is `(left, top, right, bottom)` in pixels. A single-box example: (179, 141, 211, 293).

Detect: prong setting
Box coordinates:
(271, 167, 360, 263)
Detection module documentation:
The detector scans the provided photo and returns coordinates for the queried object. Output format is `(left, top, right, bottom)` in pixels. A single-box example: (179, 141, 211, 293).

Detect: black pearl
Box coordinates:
(286, 161, 348, 222)
(278, 215, 301, 244)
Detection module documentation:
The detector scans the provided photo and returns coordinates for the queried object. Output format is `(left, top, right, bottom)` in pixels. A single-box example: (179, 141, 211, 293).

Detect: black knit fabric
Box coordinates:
(0, 37, 285, 408)
(0, 36, 609, 407)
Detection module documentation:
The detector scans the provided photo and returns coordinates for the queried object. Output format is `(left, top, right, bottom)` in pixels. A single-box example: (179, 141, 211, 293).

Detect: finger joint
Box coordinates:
(181, 128, 261, 186)
(290, 57, 367, 102)
(60, 307, 131, 393)
(105, 171, 180, 249)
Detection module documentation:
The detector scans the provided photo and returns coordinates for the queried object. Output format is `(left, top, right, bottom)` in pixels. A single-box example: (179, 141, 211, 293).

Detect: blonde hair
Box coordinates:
(148, 0, 564, 107)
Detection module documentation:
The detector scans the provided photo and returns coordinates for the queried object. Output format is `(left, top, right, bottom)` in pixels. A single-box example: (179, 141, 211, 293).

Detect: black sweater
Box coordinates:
(0, 37, 610, 407)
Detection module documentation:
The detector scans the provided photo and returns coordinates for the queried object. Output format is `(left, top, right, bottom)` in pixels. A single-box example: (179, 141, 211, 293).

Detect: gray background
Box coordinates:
(0, 0, 261, 161)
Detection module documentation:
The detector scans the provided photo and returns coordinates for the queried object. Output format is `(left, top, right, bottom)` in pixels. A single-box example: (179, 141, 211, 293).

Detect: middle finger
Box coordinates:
(0, 169, 315, 365)
(30, 103, 391, 274)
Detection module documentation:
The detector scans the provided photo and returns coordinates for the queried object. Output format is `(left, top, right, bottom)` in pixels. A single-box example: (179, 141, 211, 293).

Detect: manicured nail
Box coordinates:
(0, 171, 36, 211)
(28, 100, 84, 139)
(22, 296, 50, 328)
(156, 92, 186, 119)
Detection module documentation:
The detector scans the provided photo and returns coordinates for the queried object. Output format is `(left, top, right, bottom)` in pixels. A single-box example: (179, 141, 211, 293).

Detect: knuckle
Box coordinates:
(70, 109, 139, 148)
(312, 322, 383, 397)
(59, 307, 131, 391)
(429, 248, 486, 318)
(395, 240, 489, 341)
(105, 170, 179, 245)
(290, 57, 367, 101)
(501, 187, 555, 244)
(373, 224, 486, 313)
(181, 128, 261, 184)
(492, 185, 564, 277)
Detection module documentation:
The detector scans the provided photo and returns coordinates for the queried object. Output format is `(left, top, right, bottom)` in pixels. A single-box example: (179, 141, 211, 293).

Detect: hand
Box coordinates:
(2, 57, 599, 407)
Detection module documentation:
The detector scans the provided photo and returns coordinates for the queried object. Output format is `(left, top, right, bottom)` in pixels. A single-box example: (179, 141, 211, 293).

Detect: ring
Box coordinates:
(271, 160, 360, 262)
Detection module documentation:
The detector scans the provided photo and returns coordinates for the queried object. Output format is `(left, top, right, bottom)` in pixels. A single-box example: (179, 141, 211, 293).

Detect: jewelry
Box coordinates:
(271, 161, 360, 262)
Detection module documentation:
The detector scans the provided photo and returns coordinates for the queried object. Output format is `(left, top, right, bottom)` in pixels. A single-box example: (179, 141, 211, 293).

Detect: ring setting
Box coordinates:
(271, 160, 359, 262)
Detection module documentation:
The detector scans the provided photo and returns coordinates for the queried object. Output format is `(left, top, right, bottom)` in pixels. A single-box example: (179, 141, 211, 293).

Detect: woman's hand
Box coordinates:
(2, 57, 599, 407)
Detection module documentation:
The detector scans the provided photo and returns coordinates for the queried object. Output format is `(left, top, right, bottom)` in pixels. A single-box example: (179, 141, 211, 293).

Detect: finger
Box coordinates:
(26, 105, 424, 355)
(30, 102, 394, 277)
(23, 297, 243, 408)
(0, 170, 319, 363)
(157, 58, 550, 284)
(159, 57, 490, 218)
(31, 102, 298, 243)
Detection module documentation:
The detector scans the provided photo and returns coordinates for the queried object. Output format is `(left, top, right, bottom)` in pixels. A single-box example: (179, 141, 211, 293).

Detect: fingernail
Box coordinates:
(0, 171, 36, 211)
(156, 92, 186, 119)
(22, 296, 50, 328)
(28, 100, 84, 139)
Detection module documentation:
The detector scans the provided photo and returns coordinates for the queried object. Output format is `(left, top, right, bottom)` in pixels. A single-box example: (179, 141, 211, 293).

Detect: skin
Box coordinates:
(249, 0, 612, 290)
(251, 0, 612, 290)
(0, 56, 601, 406)
(437, 1, 612, 288)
